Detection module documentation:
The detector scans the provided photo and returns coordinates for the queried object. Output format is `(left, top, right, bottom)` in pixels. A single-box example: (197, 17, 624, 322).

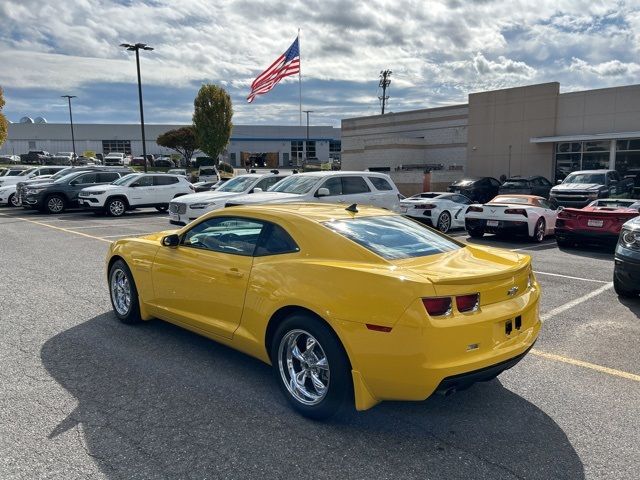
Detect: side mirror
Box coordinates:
(162, 234, 180, 247)
(252, 187, 263, 193)
(556, 179, 562, 185)
(316, 187, 330, 197)
(70, 180, 78, 186)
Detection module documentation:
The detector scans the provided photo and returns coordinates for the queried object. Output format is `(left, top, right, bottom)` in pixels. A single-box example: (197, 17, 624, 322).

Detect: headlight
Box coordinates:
(620, 228, 640, 249)
(26, 188, 43, 194)
(587, 192, 599, 199)
(190, 202, 215, 209)
(89, 191, 106, 195)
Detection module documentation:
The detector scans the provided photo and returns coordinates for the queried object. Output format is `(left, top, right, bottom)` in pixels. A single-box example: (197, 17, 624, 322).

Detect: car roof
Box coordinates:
(295, 170, 390, 177)
(489, 194, 545, 204)
(223, 202, 394, 222)
(568, 170, 609, 174)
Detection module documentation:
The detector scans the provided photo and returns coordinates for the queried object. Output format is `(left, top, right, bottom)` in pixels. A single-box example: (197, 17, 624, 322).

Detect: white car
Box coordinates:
(103, 152, 126, 166)
(0, 166, 67, 187)
(167, 168, 189, 179)
(79, 173, 195, 217)
(224, 171, 401, 211)
(400, 192, 472, 233)
(0, 183, 19, 206)
(0, 155, 21, 164)
(168, 171, 291, 226)
(464, 194, 558, 242)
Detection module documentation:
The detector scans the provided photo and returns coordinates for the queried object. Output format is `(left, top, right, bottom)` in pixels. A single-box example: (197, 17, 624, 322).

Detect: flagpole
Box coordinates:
(298, 27, 302, 127)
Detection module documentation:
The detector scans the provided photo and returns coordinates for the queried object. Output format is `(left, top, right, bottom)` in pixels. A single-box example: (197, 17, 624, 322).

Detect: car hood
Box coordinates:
(173, 191, 244, 204)
(393, 245, 531, 303)
(623, 215, 640, 230)
(139, 230, 179, 243)
(25, 181, 56, 189)
(82, 184, 121, 193)
(226, 191, 305, 205)
(552, 183, 603, 191)
(0, 177, 30, 186)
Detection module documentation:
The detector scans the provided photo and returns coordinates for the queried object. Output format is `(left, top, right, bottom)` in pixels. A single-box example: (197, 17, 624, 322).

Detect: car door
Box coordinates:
(128, 175, 155, 206)
(150, 216, 264, 338)
(153, 175, 180, 204)
(341, 176, 374, 205)
(68, 172, 97, 202)
(451, 194, 471, 227)
(315, 176, 344, 203)
(537, 198, 557, 233)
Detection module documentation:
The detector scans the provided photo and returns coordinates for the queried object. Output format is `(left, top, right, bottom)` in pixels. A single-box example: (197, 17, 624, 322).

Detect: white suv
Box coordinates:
(168, 171, 291, 226)
(224, 171, 401, 211)
(103, 152, 126, 166)
(79, 173, 194, 217)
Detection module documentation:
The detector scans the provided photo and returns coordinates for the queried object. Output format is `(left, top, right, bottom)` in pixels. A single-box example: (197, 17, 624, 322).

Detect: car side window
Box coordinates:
(254, 176, 281, 191)
(97, 172, 120, 183)
(342, 176, 371, 194)
(254, 223, 300, 256)
(454, 195, 471, 204)
(73, 173, 97, 185)
(368, 176, 393, 191)
(540, 177, 552, 186)
(182, 217, 265, 256)
(489, 178, 501, 187)
(538, 199, 551, 209)
(133, 176, 154, 187)
(154, 175, 179, 186)
(320, 177, 343, 196)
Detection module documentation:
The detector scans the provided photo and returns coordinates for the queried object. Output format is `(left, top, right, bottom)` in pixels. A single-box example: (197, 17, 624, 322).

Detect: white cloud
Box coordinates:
(569, 57, 640, 77)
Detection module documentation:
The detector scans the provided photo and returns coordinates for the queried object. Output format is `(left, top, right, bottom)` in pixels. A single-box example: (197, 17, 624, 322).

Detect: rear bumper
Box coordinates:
(466, 218, 530, 236)
(555, 228, 619, 244)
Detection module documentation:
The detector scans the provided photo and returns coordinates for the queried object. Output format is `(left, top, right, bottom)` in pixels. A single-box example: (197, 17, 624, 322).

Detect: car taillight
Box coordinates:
(189, 184, 195, 191)
(467, 206, 483, 213)
(414, 203, 437, 209)
(456, 293, 479, 312)
(504, 208, 528, 217)
(422, 297, 452, 316)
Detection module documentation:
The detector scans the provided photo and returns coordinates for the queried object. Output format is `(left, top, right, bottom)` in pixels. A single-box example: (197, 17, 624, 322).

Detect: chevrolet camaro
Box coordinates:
(107, 203, 541, 419)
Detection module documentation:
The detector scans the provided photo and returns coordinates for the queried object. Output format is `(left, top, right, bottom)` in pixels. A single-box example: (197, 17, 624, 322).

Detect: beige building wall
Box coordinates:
(341, 105, 468, 171)
(556, 84, 640, 135)
(467, 83, 559, 180)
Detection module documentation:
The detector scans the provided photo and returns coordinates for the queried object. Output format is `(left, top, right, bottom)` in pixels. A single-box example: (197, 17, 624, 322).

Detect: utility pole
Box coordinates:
(303, 110, 313, 162)
(378, 69, 392, 115)
(61, 95, 77, 165)
(508, 144, 512, 178)
(120, 42, 154, 172)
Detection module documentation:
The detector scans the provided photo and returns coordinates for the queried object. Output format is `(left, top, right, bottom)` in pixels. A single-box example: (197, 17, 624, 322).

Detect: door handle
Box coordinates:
(226, 268, 244, 278)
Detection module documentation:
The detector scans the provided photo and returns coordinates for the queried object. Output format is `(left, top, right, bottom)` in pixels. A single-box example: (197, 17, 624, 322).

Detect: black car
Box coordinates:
(448, 177, 501, 203)
(23, 168, 132, 214)
(498, 176, 553, 198)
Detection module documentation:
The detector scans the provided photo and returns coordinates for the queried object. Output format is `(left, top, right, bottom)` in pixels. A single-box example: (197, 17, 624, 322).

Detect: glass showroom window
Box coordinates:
(554, 141, 610, 181)
(616, 139, 640, 175)
(305, 141, 316, 159)
(329, 140, 341, 161)
(102, 140, 132, 155)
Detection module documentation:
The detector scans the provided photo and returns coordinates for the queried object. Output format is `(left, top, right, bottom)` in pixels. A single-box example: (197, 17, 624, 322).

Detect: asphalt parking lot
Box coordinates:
(1, 206, 638, 480)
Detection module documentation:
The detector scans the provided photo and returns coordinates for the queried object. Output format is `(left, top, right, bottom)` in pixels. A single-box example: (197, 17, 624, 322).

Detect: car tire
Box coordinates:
(613, 271, 639, 298)
(45, 194, 66, 214)
(106, 197, 127, 217)
(271, 313, 352, 420)
(467, 226, 485, 238)
(532, 218, 546, 243)
(108, 259, 142, 324)
(436, 211, 452, 233)
(155, 205, 168, 212)
(8, 193, 19, 207)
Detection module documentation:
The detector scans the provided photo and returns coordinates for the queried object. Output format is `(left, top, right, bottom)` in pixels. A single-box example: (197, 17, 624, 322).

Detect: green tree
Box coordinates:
(156, 126, 198, 167)
(0, 87, 8, 148)
(192, 84, 233, 164)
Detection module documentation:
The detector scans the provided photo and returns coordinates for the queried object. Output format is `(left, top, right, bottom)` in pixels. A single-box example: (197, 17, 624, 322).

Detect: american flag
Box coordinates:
(247, 37, 300, 103)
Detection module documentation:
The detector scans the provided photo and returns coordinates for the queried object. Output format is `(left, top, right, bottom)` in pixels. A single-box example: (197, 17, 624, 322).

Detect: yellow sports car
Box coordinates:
(107, 203, 541, 419)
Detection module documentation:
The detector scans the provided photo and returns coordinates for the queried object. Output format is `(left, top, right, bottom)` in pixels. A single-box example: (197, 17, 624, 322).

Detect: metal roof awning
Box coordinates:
(530, 131, 640, 143)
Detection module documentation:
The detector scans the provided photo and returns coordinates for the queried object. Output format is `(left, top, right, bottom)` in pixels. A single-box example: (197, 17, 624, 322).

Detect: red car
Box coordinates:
(555, 199, 640, 247)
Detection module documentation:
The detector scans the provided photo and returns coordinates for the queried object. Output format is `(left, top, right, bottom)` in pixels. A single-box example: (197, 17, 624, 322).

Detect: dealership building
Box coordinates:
(342, 82, 640, 192)
(1, 123, 341, 168)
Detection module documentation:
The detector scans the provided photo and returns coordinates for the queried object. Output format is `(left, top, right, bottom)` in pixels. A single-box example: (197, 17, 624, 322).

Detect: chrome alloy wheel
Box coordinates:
(278, 329, 330, 406)
(535, 219, 545, 242)
(437, 211, 451, 233)
(48, 197, 64, 213)
(9, 193, 20, 207)
(110, 268, 132, 316)
(109, 199, 126, 216)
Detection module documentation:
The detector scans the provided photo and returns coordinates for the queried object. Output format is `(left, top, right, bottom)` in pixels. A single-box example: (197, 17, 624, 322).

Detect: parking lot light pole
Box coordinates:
(303, 110, 313, 162)
(120, 42, 154, 173)
(61, 95, 77, 165)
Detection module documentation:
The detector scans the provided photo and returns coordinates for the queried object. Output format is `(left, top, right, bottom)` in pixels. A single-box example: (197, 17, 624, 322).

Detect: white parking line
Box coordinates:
(511, 241, 557, 252)
(100, 232, 154, 238)
(69, 223, 145, 230)
(540, 282, 613, 321)
(533, 271, 610, 284)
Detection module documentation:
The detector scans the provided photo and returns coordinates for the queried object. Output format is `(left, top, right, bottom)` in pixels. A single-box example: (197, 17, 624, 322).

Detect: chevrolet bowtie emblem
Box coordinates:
(507, 286, 519, 296)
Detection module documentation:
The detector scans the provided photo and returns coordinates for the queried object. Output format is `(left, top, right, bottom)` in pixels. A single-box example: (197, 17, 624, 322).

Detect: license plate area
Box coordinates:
(487, 220, 499, 227)
(400, 206, 408, 213)
(587, 219, 604, 227)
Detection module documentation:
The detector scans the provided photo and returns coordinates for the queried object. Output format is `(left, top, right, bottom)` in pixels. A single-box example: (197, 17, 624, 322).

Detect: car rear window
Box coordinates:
(489, 196, 530, 204)
(324, 215, 461, 260)
(368, 176, 394, 191)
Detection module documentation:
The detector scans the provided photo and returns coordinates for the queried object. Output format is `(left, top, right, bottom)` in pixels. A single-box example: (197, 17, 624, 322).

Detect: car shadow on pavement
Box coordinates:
(41, 313, 585, 479)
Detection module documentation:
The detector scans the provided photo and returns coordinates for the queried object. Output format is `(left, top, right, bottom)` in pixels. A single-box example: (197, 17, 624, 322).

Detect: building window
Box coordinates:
(554, 141, 610, 181)
(28, 141, 36, 150)
(229, 152, 237, 166)
(305, 140, 316, 159)
(616, 138, 640, 175)
(290, 141, 303, 165)
(329, 140, 341, 161)
(102, 140, 131, 155)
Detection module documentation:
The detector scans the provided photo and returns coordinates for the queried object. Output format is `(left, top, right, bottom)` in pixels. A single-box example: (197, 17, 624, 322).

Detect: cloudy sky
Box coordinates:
(0, 0, 638, 126)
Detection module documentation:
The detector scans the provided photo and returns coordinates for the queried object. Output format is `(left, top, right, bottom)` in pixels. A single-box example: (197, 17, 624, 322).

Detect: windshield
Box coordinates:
(50, 168, 75, 180)
(409, 193, 445, 199)
(269, 175, 319, 194)
(563, 173, 606, 184)
(113, 173, 141, 185)
(489, 196, 529, 204)
(218, 176, 257, 192)
(452, 179, 477, 186)
(54, 172, 83, 183)
(502, 179, 529, 186)
(325, 215, 461, 260)
(18, 168, 37, 177)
